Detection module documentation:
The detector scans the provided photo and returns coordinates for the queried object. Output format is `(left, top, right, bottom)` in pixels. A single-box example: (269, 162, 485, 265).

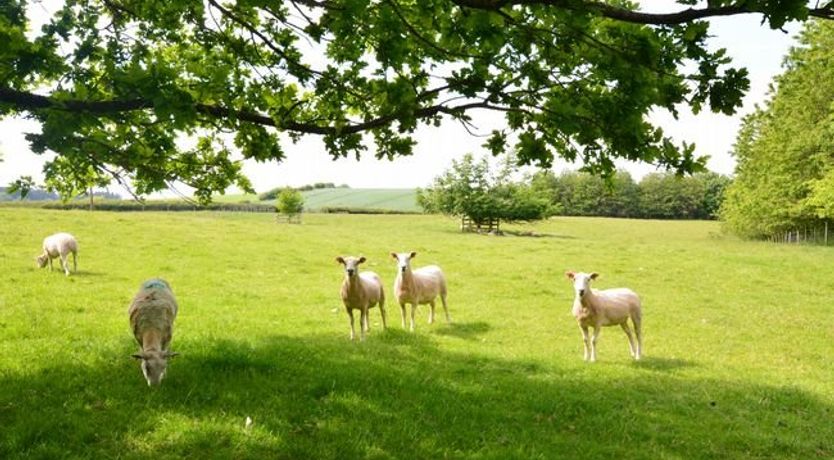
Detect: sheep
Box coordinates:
(128, 278, 179, 385)
(35, 232, 78, 276)
(336, 256, 386, 340)
(391, 251, 449, 332)
(566, 271, 642, 362)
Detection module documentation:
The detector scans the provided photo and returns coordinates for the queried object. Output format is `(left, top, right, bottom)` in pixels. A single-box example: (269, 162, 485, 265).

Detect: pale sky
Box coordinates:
(0, 1, 801, 196)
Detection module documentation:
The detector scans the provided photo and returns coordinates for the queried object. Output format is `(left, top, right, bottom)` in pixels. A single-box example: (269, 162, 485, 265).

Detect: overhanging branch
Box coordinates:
(0, 87, 511, 137)
(450, 0, 834, 25)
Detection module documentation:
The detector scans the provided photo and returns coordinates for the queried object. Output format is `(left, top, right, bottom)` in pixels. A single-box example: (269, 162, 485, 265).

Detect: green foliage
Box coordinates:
(6, 176, 35, 200)
(721, 21, 834, 238)
(6, 1, 824, 198)
(1, 209, 834, 458)
(529, 170, 730, 219)
(418, 153, 550, 224)
(275, 188, 304, 216)
(42, 157, 112, 202)
(639, 173, 707, 219)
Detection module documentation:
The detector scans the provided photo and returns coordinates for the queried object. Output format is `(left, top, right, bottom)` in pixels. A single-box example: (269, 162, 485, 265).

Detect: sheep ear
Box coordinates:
(166, 351, 180, 358)
(590, 272, 599, 280)
(390, 252, 398, 260)
(409, 251, 417, 259)
(358, 256, 366, 264)
(565, 271, 575, 280)
(131, 353, 144, 360)
(336, 256, 345, 265)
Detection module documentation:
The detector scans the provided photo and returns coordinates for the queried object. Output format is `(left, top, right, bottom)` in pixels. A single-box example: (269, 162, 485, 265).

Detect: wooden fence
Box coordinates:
(276, 213, 302, 224)
(460, 215, 500, 233)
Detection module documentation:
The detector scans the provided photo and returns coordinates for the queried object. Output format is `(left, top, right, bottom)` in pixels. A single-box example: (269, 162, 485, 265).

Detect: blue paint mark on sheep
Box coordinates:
(142, 279, 171, 291)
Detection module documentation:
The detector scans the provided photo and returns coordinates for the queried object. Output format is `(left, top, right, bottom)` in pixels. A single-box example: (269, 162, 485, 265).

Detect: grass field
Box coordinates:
(1, 209, 832, 459)
(211, 188, 419, 212)
(299, 188, 418, 212)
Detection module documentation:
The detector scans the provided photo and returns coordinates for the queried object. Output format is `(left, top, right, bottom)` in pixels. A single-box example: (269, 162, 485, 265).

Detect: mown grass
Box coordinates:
(0, 209, 832, 459)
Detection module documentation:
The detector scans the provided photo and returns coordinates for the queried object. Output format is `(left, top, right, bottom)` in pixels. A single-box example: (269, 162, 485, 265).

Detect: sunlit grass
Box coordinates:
(0, 209, 832, 458)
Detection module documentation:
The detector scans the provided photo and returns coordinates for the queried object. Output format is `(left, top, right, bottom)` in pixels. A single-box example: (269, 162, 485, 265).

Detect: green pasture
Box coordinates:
(0, 208, 832, 459)
(211, 188, 419, 212)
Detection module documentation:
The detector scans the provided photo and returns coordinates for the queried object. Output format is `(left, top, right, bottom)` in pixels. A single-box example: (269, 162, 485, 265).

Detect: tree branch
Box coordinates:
(450, 0, 834, 25)
(0, 87, 513, 137)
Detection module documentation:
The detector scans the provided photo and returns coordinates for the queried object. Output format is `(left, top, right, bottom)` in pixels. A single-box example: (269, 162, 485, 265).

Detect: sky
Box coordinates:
(0, 1, 802, 196)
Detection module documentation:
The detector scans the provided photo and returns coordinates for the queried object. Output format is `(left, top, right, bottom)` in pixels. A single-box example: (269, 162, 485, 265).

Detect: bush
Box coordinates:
(418, 153, 551, 227)
(276, 188, 304, 216)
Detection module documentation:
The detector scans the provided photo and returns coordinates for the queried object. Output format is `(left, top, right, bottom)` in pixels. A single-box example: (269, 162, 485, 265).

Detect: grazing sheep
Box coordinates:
(336, 256, 386, 340)
(128, 278, 179, 385)
(35, 232, 78, 276)
(391, 251, 449, 332)
(566, 271, 642, 362)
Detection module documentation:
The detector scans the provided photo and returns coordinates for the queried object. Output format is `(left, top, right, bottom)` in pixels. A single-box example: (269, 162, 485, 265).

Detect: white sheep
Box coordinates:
(336, 256, 386, 340)
(391, 251, 449, 331)
(35, 232, 78, 276)
(566, 271, 642, 362)
(128, 278, 179, 385)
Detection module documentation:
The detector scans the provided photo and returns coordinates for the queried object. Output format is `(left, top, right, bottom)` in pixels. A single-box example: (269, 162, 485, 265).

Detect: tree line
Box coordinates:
(532, 170, 731, 220)
(418, 153, 732, 225)
(720, 21, 834, 240)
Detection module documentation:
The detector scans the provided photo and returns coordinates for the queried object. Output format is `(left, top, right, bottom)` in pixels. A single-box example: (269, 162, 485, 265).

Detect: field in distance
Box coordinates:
(212, 188, 419, 212)
(1, 209, 832, 458)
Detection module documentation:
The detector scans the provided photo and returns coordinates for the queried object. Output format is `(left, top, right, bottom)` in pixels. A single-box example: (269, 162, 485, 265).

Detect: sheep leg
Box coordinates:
(632, 313, 642, 360)
(48, 256, 54, 271)
(72, 251, 77, 273)
(428, 300, 435, 324)
(589, 326, 600, 362)
(361, 308, 369, 340)
(620, 323, 637, 358)
(60, 254, 70, 276)
(347, 309, 356, 341)
(399, 302, 407, 329)
(580, 325, 591, 361)
(379, 300, 387, 329)
(441, 293, 451, 323)
(409, 303, 417, 332)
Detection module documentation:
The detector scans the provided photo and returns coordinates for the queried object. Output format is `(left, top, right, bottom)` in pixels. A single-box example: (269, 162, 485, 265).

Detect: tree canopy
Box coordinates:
(530, 169, 730, 219)
(2, 1, 833, 201)
(720, 20, 834, 238)
(417, 153, 550, 224)
(275, 187, 304, 216)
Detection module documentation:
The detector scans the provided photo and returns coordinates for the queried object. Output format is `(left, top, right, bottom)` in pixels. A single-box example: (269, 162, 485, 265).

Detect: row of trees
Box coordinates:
(531, 170, 732, 220)
(418, 153, 732, 227)
(720, 21, 834, 239)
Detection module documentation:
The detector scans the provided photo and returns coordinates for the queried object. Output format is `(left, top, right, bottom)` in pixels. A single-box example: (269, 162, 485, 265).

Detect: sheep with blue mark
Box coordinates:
(129, 278, 179, 385)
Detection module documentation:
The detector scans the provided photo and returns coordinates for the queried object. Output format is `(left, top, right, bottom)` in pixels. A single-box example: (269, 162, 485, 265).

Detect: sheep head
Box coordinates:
(566, 271, 598, 297)
(336, 256, 366, 278)
(132, 350, 178, 386)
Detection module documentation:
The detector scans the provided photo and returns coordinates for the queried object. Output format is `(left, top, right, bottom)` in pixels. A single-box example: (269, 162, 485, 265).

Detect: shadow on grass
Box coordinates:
(1, 334, 831, 459)
(502, 230, 575, 239)
(632, 356, 696, 372)
(432, 321, 491, 340)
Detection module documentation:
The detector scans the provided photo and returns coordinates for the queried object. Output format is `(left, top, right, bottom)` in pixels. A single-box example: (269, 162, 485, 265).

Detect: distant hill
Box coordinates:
(300, 188, 418, 212)
(212, 188, 420, 212)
